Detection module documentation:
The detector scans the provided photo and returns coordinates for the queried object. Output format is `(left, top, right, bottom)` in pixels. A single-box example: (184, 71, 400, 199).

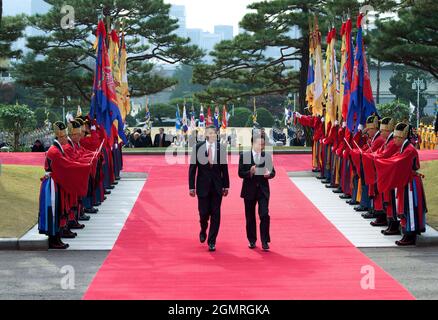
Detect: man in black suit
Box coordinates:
(154, 128, 170, 147)
(238, 131, 275, 251)
(189, 125, 230, 251)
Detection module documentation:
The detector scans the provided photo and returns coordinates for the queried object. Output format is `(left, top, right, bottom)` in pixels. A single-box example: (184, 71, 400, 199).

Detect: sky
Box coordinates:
(164, 0, 261, 35)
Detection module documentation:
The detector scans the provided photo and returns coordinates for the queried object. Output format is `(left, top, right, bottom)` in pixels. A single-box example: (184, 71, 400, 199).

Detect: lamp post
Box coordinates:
(412, 78, 425, 129)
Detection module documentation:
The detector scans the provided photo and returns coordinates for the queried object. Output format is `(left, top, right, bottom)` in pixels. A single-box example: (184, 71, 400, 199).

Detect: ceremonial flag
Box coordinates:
(341, 18, 353, 123)
(89, 20, 127, 143)
(190, 105, 196, 131)
(206, 106, 213, 126)
(199, 105, 205, 128)
(144, 97, 151, 130)
(252, 97, 257, 123)
(182, 104, 189, 133)
(312, 16, 324, 116)
(221, 105, 228, 129)
(325, 27, 339, 129)
(119, 31, 131, 121)
(175, 105, 182, 131)
(213, 106, 220, 129)
(306, 24, 315, 110)
(346, 14, 377, 133)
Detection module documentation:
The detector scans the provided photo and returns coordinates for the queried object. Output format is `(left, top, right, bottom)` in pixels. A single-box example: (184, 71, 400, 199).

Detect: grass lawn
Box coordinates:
(0, 165, 44, 238)
(422, 160, 438, 230)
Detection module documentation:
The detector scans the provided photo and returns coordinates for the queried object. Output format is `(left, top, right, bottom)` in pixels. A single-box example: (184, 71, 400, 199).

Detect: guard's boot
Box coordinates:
(49, 235, 69, 249)
(69, 221, 85, 230)
(396, 234, 417, 246)
(370, 214, 388, 227)
(354, 205, 368, 212)
(382, 220, 401, 236)
(60, 227, 77, 239)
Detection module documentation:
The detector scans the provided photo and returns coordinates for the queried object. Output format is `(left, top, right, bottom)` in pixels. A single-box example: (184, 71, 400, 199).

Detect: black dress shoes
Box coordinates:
(332, 189, 343, 194)
(84, 207, 98, 214)
(339, 194, 351, 199)
(248, 242, 256, 249)
(262, 242, 270, 251)
(208, 244, 216, 252)
(354, 205, 368, 212)
(78, 214, 90, 221)
(107, 185, 115, 190)
(199, 232, 207, 243)
(104, 190, 111, 195)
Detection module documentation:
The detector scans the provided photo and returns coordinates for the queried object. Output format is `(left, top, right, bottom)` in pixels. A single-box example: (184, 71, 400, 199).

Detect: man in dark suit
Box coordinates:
(189, 125, 230, 251)
(154, 128, 170, 147)
(238, 131, 275, 250)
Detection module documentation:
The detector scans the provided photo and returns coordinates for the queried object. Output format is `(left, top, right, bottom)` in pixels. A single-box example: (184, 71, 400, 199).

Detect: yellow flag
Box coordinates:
(312, 16, 324, 117)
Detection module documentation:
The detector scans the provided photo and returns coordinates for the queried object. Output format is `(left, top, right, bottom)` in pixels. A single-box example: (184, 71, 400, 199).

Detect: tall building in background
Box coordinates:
(187, 28, 202, 47)
(214, 25, 234, 41)
(169, 5, 187, 38)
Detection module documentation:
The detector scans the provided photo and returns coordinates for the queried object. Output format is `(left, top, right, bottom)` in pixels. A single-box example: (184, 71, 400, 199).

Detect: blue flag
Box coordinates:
(346, 14, 377, 134)
(89, 20, 127, 144)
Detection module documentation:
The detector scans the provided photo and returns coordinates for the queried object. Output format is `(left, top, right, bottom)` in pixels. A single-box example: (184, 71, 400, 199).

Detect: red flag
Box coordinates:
(222, 105, 228, 129)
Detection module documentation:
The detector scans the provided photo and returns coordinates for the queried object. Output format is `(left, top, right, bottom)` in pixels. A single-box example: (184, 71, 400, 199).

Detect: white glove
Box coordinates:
(321, 117, 325, 123)
(358, 124, 364, 131)
(334, 120, 339, 126)
(294, 112, 302, 118)
(342, 121, 347, 128)
(91, 125, 96, 131)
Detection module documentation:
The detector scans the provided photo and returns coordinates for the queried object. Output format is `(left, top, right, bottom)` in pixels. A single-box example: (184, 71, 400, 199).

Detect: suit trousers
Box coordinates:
(198, 185, 222, 245)
(244, 187, 270, 244)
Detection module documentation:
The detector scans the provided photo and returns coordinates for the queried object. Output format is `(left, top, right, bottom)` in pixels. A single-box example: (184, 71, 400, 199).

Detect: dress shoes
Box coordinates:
(248, 242, 256, 249)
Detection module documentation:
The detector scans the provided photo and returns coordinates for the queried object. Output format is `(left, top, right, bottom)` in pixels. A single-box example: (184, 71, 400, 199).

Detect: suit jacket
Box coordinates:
(154, 133, 171, 147)
(238, 151, 276, 200)
(189, 141, 230, 197)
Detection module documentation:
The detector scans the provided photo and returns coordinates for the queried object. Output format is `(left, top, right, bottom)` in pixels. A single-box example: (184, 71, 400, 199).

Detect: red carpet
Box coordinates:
(83, 157, 414, 300)
(0, 151, 433, 299)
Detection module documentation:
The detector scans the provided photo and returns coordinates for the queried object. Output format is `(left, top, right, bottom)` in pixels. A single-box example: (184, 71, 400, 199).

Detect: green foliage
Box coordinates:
(0, 104, 36, 150)
(245, 107, 274, 127)
(34, 107, 57, 128)
(377, 101, 410, 124)
(0, 14, 26, 62)
(125, 113, 137, 127)
(228, 107, 252, 127)
(193, 0, 396, 110)
(388, 65, 429, 118)
(170, 64, 205, 100)
(369, 0, 438, 80)
(12, 0, 204, 103)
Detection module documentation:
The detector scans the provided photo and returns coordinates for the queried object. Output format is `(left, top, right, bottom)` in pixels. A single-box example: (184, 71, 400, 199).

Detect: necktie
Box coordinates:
(208, 144, 213, 167)
(255, 153, 260, 165)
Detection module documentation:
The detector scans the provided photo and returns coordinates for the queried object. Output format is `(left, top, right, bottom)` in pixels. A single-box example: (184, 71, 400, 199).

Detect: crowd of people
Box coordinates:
(295, 112, 431, 246)
(38, 115, 123, 249)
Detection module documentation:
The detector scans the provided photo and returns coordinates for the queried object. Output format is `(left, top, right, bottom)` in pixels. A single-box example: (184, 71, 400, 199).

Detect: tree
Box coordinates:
(34, 107, 57, 128)
(125, 113, 137, 127)
(228, 107, 252, 127)
(388, 66, 429, 123)
(377, 101, 410, 124)
(369, 0, 438, 80)
(0, 104, 36, 150)
(170, 64, 205, 100)
(246, 107, 274, 127)
(193, 0, 397, 110)
(13, 0, 204, 104)
(0, 14, 26, 62)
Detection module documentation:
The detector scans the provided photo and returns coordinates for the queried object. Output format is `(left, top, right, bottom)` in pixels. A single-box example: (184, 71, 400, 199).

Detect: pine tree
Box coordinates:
(12, 0, 203, 105)
(193, 0, 397, 112)
(369, 0, 438, 80)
